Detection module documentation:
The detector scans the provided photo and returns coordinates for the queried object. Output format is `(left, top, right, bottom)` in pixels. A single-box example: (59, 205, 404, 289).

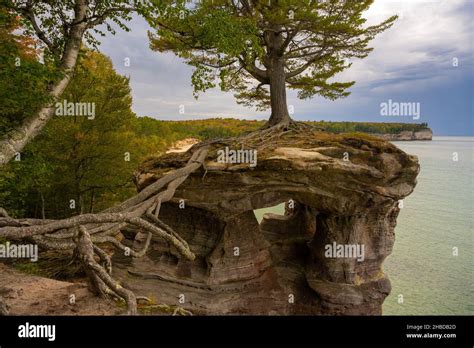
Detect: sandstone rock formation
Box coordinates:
(114, 130, 420, 315)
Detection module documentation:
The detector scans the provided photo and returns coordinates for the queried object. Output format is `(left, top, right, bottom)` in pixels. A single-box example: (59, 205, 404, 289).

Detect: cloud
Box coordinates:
(337, 0, 474, 92)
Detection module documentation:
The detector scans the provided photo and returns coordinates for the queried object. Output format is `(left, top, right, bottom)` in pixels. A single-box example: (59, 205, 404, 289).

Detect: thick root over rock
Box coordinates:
(0, 147, 209, 315)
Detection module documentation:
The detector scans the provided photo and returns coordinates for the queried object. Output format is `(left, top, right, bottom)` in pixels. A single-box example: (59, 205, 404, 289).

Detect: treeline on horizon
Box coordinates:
(138, 117, 430, 141)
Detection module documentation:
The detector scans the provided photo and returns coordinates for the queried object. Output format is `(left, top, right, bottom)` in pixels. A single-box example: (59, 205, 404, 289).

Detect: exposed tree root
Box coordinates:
(191, 120, 324, 153)
(0, 146, 209, 315)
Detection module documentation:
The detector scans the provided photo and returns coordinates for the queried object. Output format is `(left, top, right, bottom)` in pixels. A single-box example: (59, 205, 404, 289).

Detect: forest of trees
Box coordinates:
(0, 50, 164, 219)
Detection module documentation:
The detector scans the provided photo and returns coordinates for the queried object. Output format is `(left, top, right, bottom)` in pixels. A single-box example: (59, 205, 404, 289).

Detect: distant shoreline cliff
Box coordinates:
(375, 128, 433, 141)
(308, 121, 432, 141)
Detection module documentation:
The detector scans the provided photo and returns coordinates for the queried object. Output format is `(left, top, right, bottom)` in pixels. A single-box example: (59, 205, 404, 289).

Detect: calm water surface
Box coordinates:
(383, 136, 473, 315)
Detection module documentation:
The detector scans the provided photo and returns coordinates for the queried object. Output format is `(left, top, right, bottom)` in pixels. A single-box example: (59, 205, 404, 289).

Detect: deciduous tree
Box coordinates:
(0, 0, 154, 165)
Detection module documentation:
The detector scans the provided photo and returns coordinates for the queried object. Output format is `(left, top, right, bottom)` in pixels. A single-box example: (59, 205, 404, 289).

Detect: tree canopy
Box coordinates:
(0, 9, 56, 135)
(0, 50, 163, 218)
(0, 0, 157, 165)
(148, 0, 397, 126)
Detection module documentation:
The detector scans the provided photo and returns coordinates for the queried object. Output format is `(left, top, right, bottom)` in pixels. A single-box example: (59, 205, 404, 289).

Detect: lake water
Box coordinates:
(254, 136, 473, 315)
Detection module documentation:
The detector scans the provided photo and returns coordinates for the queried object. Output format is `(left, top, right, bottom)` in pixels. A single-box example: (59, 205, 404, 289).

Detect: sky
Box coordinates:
(97, 0, 474, 135)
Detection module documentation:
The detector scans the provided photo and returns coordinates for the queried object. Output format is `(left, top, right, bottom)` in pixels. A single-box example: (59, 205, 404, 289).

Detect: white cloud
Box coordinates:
(337, 0, 473, 92)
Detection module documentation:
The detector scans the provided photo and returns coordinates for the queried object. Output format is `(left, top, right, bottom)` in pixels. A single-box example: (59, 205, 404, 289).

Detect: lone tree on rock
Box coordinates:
(149, 0, 396, 127)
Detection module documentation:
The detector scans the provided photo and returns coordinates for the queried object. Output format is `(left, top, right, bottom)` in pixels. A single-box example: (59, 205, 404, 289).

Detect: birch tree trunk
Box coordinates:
(0, 2, 87, 166)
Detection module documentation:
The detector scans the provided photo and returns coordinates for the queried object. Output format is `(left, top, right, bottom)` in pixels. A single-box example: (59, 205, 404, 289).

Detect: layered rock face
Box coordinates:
(115, 131, 419, 315)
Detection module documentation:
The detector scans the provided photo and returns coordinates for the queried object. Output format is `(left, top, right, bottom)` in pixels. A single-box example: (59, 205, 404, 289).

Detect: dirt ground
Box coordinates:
(0, 263, 123, 315)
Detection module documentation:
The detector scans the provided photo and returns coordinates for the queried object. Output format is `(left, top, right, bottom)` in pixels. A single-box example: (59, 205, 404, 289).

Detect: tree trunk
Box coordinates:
(268, 58, 291, 127)
(40, 192, 46, 220)
(266, 25, 292, 128)
(0, 5, 87, 167)
(89, 190, 96, 213)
